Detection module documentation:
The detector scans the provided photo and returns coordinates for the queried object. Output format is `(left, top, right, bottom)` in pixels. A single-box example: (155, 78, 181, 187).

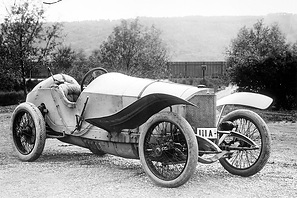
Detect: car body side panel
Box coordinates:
(26, 88, 79, 133)
(85, 93, 195, 132)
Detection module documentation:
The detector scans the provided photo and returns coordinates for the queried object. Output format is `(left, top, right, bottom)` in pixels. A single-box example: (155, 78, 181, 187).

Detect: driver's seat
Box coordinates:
(58, 82, 81, 103)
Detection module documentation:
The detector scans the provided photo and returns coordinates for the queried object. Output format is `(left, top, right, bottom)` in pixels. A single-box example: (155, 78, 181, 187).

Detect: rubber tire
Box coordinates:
(11, 102, 46, 162)
(219, 109, 271, 177)
(139, 112, 198, 188)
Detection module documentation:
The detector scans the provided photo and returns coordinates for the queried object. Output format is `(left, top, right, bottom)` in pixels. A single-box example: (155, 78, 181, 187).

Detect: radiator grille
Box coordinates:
(185, 94, 216, 129)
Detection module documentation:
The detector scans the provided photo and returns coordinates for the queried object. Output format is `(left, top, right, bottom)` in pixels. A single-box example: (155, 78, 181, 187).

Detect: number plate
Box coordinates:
(196, 128, 217, 139)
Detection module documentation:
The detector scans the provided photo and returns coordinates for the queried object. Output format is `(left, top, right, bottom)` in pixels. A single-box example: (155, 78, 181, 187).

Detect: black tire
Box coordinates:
(219, 109, 271, 177)
(11, 102, 46, 162)
(139, 112, 198, 188)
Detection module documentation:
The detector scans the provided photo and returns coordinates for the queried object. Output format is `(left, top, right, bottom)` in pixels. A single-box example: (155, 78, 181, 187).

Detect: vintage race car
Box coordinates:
(11, 67, 272, 188)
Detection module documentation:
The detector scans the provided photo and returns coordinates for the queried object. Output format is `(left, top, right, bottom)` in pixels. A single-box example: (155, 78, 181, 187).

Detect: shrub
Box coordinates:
(226, 20, 297, 110)
(0, 91, 25, 106)
(26, 79, 42, 91)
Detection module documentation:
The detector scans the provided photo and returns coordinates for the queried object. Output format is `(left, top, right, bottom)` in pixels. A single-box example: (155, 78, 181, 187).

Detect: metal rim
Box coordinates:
(12, 110, 36, 155)
(143, 120, 188, 181)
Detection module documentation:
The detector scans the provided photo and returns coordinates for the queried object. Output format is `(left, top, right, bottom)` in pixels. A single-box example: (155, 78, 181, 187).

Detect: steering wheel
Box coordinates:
(80, 67, 108, 91)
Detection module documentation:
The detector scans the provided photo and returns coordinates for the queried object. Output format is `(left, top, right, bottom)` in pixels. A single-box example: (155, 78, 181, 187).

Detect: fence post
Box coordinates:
(202, 64, 207, 80)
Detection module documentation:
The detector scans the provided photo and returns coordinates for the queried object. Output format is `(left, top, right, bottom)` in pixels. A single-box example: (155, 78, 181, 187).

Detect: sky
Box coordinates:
(1, 0, 297, 22)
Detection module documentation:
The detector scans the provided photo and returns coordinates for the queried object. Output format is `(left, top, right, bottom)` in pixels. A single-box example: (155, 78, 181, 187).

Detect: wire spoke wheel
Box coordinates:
(144, 121, 188, 180)
(139, 112, 198, 188)
(11, 102, 46, 162)
(219, 109, 271, 177)
(13, 111, 36, 155)
(226, 118, 261, 168)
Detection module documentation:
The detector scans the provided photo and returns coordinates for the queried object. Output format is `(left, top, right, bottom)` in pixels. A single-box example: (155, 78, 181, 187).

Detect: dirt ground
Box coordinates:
(0, 111, 296, 198)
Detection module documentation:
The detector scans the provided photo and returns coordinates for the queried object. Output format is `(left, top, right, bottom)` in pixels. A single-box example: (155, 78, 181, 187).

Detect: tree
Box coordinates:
(0, 1, 62, 95)
(51, 45, 76, 73)
(98, 18, 169, 78)
(51, 46, 89, 83)
(0, 33, 18, 91)
(67, 49, 89, 83)
(226, 20, 297, 110)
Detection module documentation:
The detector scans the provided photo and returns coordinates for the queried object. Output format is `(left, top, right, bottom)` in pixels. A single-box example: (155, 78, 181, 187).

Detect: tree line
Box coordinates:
(0, 1, 296, 110)
(0, 1, 169, 95)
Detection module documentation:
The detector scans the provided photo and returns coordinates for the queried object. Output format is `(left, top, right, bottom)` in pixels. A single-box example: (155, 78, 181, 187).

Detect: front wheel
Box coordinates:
(139, 112, 198, 188)
(11, 102, 46, 161)
(219, 109, 271, 177)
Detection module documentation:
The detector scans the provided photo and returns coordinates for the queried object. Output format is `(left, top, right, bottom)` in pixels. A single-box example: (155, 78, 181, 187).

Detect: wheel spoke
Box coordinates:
(230, 151, 239, 166)
(245, 150, 251, 167)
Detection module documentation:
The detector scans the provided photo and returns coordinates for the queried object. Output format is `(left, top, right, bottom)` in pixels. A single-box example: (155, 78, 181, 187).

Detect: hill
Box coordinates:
(59, 13, 297, 61)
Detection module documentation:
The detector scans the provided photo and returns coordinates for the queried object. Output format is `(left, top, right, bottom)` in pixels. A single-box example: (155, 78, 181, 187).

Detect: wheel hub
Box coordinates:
(154, 146, 163, 157)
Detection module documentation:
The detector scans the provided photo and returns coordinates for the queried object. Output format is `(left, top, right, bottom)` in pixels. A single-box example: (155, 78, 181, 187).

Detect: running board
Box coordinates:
(46, 131, 65, 138)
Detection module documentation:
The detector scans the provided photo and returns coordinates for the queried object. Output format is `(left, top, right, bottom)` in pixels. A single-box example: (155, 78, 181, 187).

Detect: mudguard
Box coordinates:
(85, 93, 195, 132)
(217, 92, 273, 110)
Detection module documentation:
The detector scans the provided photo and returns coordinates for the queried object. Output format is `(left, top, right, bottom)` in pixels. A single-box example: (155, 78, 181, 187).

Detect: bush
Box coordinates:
(26, 79, 42, 91)
(0, 91, 25, 106)
(0, 71, 22, 92)
(226, 20, 297, 110)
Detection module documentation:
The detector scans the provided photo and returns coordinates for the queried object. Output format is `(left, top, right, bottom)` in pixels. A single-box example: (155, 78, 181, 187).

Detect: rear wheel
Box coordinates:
(219, 109, 271, 177)
(139, 112, 198, 188)
(11, 102, 46, 161)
